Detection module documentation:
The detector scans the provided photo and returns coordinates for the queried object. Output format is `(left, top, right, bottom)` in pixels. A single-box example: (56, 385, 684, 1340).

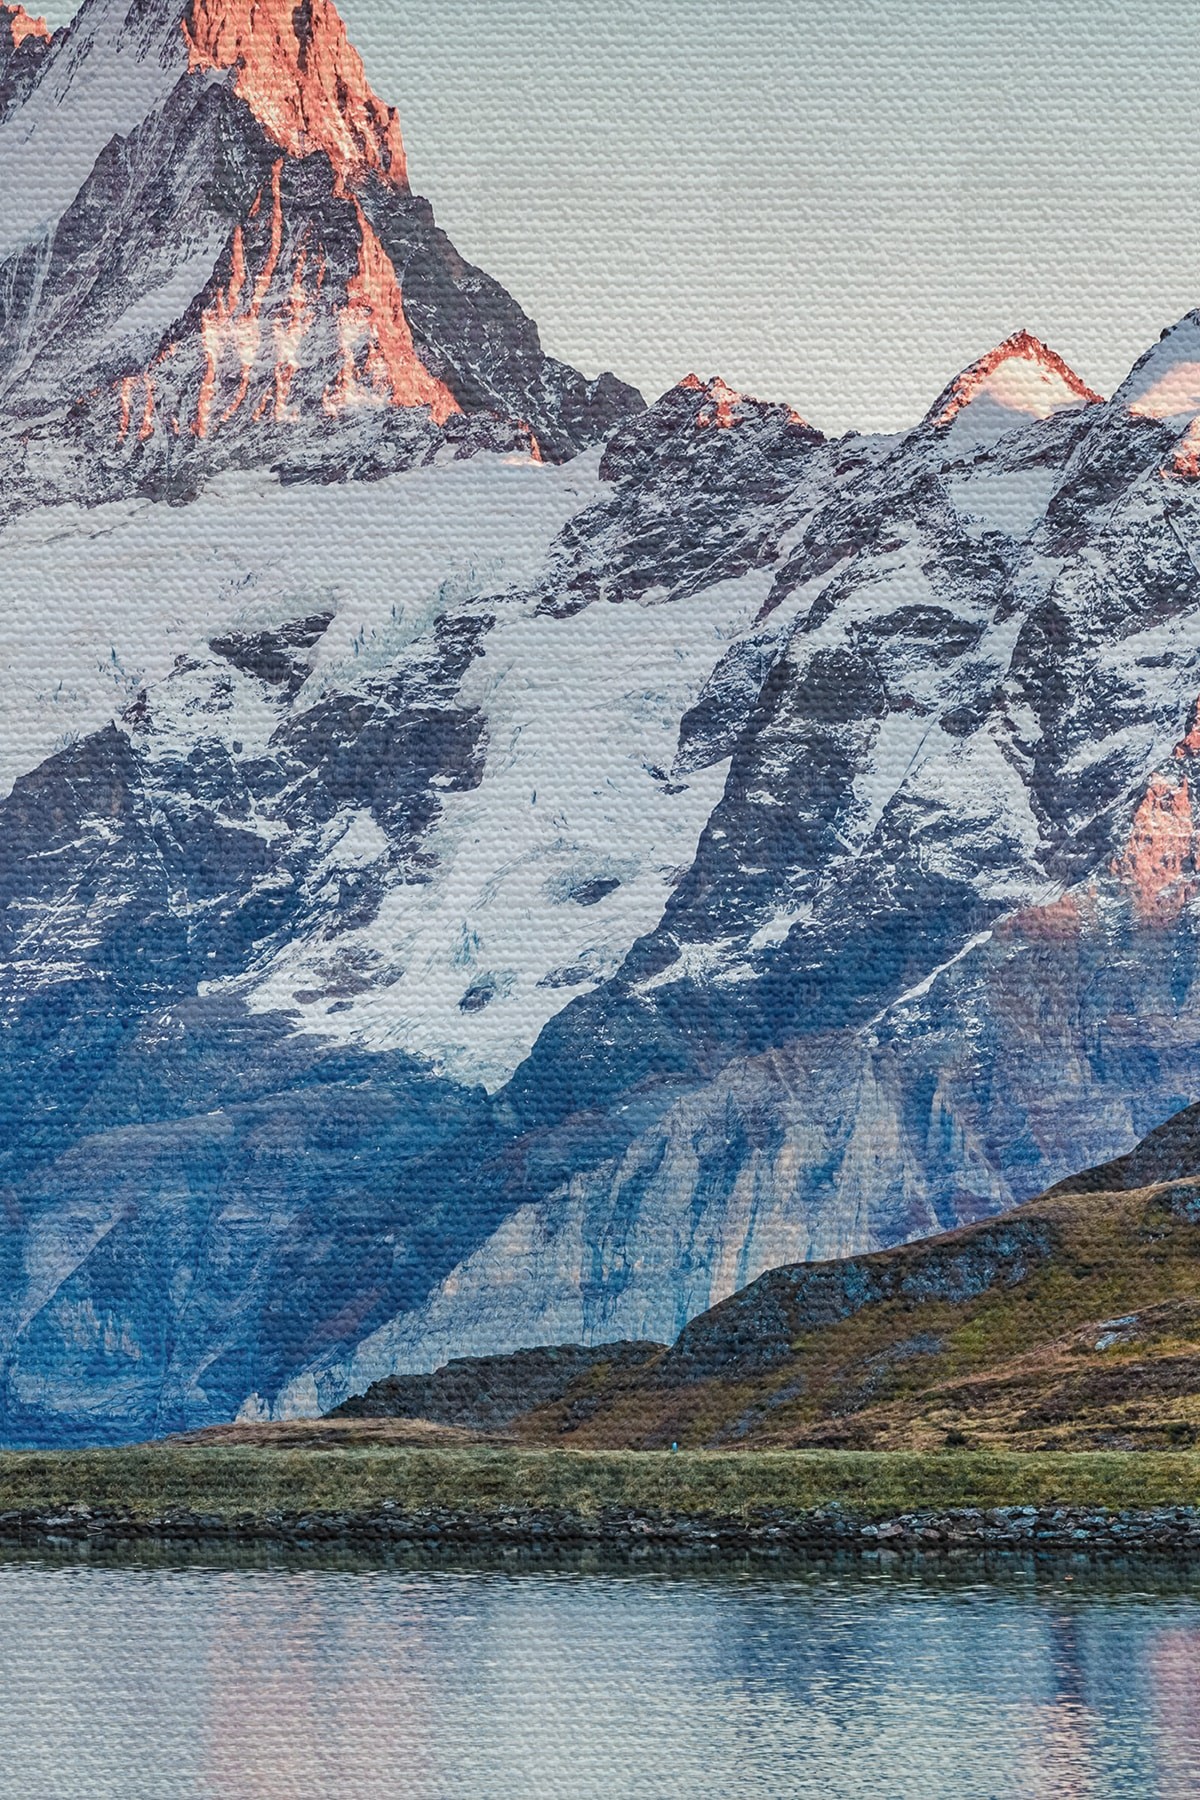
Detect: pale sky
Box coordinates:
(39, 0, 1200, 432)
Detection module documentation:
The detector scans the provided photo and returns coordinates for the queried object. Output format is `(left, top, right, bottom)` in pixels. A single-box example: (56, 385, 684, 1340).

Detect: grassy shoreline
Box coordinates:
(1, 1444, 1200, 1523)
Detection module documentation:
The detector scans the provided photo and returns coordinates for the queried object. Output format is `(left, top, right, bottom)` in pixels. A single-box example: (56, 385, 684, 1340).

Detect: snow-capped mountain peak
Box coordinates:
(1120, 310, 1200, 423)
(0, 0, 641, 517)
(924, 327, 1102, 448)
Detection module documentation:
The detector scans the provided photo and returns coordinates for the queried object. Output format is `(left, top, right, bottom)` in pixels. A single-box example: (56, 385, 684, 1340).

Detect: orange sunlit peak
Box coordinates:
(675, 374, 747, 428)
(182, 0, 408, 188)
(680, 373, 812, 432)
(1166, 416, 1200, 481)
(696, 375, 744, 427)
(930, 328, 1104, 429)
(2, 3, 51, 46)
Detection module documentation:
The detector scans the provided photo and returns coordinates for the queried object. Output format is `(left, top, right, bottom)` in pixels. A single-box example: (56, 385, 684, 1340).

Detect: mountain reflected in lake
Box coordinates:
(0, 1548, 1197, 1798)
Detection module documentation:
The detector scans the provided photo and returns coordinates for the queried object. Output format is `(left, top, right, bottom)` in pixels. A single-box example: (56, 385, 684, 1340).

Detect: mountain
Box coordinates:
(293, 324, 1200, 1419)
(0, 0, 640, 525)
(6, 1, 1200, 1446)
(922, 327, 1103, 446)
(458, 1098, 1200, 1454)
(0, 375, 829, 1441)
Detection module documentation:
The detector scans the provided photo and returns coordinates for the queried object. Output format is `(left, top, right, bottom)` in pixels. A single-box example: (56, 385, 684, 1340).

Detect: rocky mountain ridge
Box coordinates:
(310, 1096, 1200, 1455)
(5, 0, 1200, 1443)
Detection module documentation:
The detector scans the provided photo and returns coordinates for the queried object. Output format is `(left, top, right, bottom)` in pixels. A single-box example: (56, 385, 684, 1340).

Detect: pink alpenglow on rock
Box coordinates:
(183, 0, 409, 188)
(926, 328, 1103, 447)
(679, 371, 811, 431)
(2, 3, 49, 46)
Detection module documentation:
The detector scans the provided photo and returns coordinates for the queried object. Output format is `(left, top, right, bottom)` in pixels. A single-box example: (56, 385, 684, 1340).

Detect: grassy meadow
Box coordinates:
(0, 1442, 1199, 1523)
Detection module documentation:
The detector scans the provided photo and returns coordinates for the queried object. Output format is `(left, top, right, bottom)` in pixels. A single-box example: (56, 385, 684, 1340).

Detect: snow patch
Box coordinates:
(248, 569, 774, 1086)
(0, 454, 596, 796)
(948, 465, 1062, 538)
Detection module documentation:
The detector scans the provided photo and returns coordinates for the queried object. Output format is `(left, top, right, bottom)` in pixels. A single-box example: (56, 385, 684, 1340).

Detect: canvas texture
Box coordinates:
(3, 2, 1200, 1794)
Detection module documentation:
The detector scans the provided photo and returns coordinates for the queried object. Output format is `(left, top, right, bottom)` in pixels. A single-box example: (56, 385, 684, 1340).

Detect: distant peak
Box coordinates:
(677, 373, 812, 432)
(1121, 311, 1200, 426)
(2, 2, 50, 46)
(926, 330, 1103, 435)
(183, 0, 408, 188)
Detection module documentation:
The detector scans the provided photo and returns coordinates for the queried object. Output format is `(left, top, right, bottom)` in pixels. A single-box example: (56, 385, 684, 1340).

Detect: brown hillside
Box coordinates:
(502, 1174, 1200, 1453)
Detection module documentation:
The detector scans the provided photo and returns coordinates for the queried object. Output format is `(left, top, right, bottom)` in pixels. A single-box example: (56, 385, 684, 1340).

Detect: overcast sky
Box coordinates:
(40, 0, 1200, 431)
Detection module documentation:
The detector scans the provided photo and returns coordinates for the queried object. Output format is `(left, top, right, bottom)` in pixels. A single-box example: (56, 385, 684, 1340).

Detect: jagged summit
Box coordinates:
(183, 0, 409, 188)
(115, 157, 464, 451)
(924, 328, 1103, 447)
(676, 372, 812, 432)
(0, 0, 641, 511)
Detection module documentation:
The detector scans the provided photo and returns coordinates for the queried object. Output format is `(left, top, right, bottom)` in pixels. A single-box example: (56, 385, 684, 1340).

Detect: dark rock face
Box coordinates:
(533, 376, 825, 615)
(0, 599, 519, 1443)
(370, 187, 641, 465)
(653, 1219, 1057, 1387)
(207, 613, 334, 691)
(331, 1341, 663, 1429)
(1048, 1102, 1200, 1198)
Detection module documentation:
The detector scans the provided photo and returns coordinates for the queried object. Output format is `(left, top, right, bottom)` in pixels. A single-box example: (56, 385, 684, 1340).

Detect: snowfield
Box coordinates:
(0, 452, 591, 796)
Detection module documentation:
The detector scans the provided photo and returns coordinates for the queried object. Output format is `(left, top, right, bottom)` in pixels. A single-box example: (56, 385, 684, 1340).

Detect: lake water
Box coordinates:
(0, 1544, 1197, 1798)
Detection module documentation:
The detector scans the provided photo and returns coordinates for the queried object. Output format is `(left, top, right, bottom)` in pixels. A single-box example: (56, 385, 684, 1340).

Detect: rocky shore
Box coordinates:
(6, 1501, 1200, 1558)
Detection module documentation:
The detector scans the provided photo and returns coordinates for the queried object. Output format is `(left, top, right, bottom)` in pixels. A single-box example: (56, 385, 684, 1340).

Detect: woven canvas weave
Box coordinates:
(2, 3, 1200, 1793)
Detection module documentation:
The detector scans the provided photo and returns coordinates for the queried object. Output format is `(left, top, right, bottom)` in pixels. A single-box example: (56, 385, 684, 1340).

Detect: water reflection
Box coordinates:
(0, 1547, 1194, 1798)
